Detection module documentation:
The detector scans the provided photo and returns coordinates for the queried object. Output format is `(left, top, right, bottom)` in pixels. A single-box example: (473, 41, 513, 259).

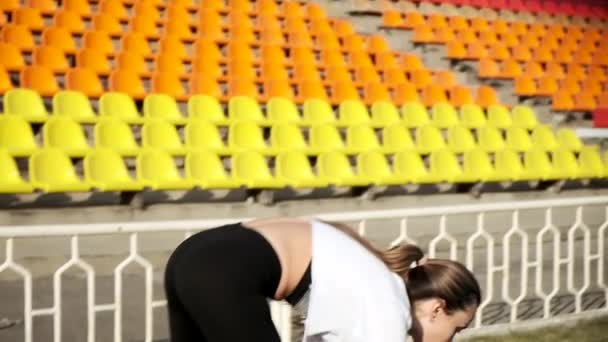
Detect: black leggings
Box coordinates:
(164, 223, 310, 342)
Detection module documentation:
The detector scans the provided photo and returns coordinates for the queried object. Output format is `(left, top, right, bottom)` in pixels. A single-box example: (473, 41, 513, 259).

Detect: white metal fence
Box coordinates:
(1, 196, 607, 341)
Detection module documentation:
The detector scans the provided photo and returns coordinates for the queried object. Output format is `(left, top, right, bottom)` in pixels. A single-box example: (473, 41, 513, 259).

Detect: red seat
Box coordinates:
(594, 108, 608, 128)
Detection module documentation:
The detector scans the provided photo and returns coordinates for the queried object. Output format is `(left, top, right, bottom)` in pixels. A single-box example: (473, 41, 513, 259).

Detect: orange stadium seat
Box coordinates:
(449, 86, 474, 107)
(499, 59, 523, 79)
(401, 53, 425, 72)
(552, 90, 575, 111)
(514, 75, 537, 97)
(83, 31, 115, 56)
(42, 27, 77, 54)
(54, 10, 86, 33)
(66, 68, 104, 98)
(190, 77, 223, 98)
(478, 58, 500, 78)
(117, 52, 149, 76)
(422, 84, 448, 107)
(393, 82, 419, 106)
(0, 42, 25, 71)
(403, 12, 425, 29)
(131, 15, 160, 38)
(28, 0, 57, 13)
(21, 66, 59, 97)
(93, 13, 123, 36)
(383, 10, 405, 28)
(0, 67, 13, 93)
(2, 25, 36, 52)
(536, 76, 560, 96)
(33, 46, 69, 73)
(64, 0, 92, 16)
(109, 70, 147, 99)
(476, 86, 500, 107)
(77, 49, 112, 75)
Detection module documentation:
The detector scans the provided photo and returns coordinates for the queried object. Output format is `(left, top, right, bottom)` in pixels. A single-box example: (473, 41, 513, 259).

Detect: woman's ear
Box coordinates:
(430, 298, 447, 321)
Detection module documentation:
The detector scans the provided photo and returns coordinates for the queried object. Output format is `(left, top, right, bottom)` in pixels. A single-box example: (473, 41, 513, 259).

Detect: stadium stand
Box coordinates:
(0, 0, 606, 205)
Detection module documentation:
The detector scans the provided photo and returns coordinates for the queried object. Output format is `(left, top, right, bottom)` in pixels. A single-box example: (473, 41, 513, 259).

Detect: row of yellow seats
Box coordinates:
(0, 113, 585, 157)
(2, 147, 606, 194)
(1, 88, 538, 129)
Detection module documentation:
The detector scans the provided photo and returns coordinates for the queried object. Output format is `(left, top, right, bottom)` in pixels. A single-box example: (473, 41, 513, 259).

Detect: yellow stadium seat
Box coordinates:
(29, 148, 90, 192)
(431, 102, 460, 128)
(447, 126, 477, 153)
(382, 124, 415, 154)
(338, 100, 371, 126)
(487, 104, 512, 128)
(357, 151, 404, 186)
(401, 102, 430, 128)
(232, 151, 284, 189)
(0, 42, 25, 71)
(228, 122, 272, 153)
(142, 120, 187, 155)
(478, 126, 506, 152)
(316, 151, 367, 187)
(187, 95, 227, 124)
(553, 149, 581, 180)
(302, 99, 336, 125)
(310, 124, 345, 153)
(276, 151, 327, 188)
(52, 91, 98, 123)
(84, 149, 143, 192)
(430, 149, 476, 183)
(270, 124, 308, 153)
(185, 118, 230, 154)
(463, 149, 504, 182)
(94, 118, 140, 156)
(0, 149, 33, 193)
(185, 151, 241, 189)
(228, 96, 266, 123)
(524, 149, 566, 180)
(142, 94, 187, 124)
(393, 150, 437, 184)
(371, 101, 401, 126)
(0, 116, 38, 157)
(42, 117, 90, 156)
(417, 125, 446, 154)
(578, 147, 605, 178)
(267, 97, 301, 124)
(109, 70, 146, 99)
(2, 24, 35, 52)
(507, 127, 533, 152)
(530, 125, 558, 151)
(99, 92, 145, 124)
(137, 149, 193, 190)
(21, 65, 58, 96)
(460, 104, 486, 128)
(511, 105, 538, 129)
(494, 149, 532, 181)
(556, 128, 583, 152)
(4, 88, 49, 123)
(346, 125, 381, 153)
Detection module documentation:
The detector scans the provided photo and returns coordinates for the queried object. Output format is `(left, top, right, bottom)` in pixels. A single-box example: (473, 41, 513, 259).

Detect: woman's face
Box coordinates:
(410, 298, 477, 342)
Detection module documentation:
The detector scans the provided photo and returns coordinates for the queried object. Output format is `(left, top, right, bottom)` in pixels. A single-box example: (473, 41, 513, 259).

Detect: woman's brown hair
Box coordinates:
(324, 220, 481, 313)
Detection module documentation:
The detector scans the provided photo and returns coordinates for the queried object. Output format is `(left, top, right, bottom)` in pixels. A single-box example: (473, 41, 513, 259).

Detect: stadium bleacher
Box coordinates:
(0, 0, 607, 202)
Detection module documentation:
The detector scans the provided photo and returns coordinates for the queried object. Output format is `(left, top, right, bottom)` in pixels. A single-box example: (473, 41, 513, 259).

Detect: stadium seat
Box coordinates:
(346, 125, 381, 153)
(303, 99, 336, 125)
(416, 125, 446, 154)
(556, 128, 583, 152)
(0, 149, 33, 193)
(64, 0, 91, 16)
(270, 124, 309, 153)
(317, 151, 369, 187)
(475, 86, 500, 107)
(338, 100, 371, 126)
(310, 124, 345, 153)
(0, 67, 12, 93)
(185, 120, 230, 155)
(2, 25, 36, 52)
(430, 149, 477, 183)
(487, 104, 512, 128)
(185, 151, 241, 189)
(0, 42, 25, 71)
(66, 68, 104, 98)
(393, 150, 437, 184)
(0, 116, 38, 157)
(401, 102, 431, 128)
(447, 126, 477, 153)
(463, 149, 505, 183)
(478, 126, 506, 152)
(511, 105, 538, 129)
(52, 91, 98, 123)
(142, 120, 188, 155)
(20, 66, 60, 97)
(77, 49, 112, 75)
(28, 0, 57, 14)
(276, 151, 328, 188)
(370, 101, 401, 126)
(29, 148, 90, 192)
(232, 151, 284, 189)
(357, 151, 404, 186)
(507, 127, 533, 152)
(460, 104, 487, 128)
(54, 10, 86, 33)
(43, 117, 90, 156)
(393, 83, 420, 106)
(84, 149, 144, 192)
(4, 88, 49, 123)
(109, 70, 146, 99)
(553, 149, 582, 180)
(94, 119, 140, 156)
(229, 122, 272, 153)
(422, 84, 448, 107)
(494, 149, 533, 182)
(531, 125, 559, 151)
(514, 76, 537, 97)
(448, 86, 474, 108)
(143, 94, 187, 124)
(137, 149, 193, 190)
(83, 31, 115, 56)
(228, 96, 267, 123)
(578, 147, 606, 178)
(99, 92, 145, 124)
(381, 123, 414, 153)
(267, 97, 301, 124)
(551, 91, 575, 111)
(431, 103, 460, 128)
(524, 149, 567, 180)
(186, 95, 228, 124)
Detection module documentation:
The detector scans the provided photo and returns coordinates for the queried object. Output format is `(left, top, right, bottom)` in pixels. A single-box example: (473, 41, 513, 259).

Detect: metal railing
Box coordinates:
(1, 196, 607, 341)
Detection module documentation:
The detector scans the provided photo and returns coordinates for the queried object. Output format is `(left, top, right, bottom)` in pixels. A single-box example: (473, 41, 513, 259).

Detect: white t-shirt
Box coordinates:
(303, 220, 411, 342)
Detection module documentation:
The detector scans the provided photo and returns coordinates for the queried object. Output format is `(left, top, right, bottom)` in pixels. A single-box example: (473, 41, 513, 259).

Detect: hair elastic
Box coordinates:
(409, 256, 428, 269)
